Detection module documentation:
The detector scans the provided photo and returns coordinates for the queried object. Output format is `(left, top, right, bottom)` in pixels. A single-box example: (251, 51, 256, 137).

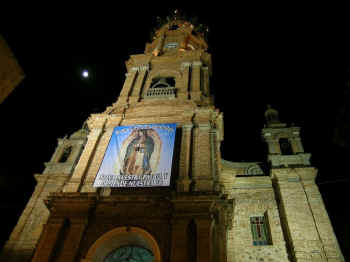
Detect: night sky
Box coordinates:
(1, 4, 350, 260)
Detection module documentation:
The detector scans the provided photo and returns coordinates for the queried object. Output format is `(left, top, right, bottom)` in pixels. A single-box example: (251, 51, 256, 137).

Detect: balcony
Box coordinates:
(144, 87, 176, 99)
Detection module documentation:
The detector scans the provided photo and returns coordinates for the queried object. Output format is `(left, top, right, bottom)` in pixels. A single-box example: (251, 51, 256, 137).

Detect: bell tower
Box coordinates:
(262, 106, 345, 262)
(2, 16, 231, 262)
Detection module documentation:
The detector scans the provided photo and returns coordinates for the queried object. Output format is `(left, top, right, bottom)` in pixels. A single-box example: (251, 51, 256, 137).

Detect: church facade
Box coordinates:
(1, 18, 345, 262)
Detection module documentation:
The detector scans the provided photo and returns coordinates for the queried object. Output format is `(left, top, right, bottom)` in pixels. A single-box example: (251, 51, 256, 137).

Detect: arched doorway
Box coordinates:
(83, 227, 161, 262)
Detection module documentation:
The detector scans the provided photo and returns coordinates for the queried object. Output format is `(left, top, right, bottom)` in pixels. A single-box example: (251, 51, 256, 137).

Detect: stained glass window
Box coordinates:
(104, 246, 154, 262)
(250, 216, 271, 246)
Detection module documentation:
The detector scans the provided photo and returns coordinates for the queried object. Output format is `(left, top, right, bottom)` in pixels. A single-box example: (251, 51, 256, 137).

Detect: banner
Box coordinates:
(94, 123, 177, 187)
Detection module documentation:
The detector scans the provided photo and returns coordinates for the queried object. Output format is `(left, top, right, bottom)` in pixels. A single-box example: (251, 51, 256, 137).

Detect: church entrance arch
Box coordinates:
(83, 226, 161, 262)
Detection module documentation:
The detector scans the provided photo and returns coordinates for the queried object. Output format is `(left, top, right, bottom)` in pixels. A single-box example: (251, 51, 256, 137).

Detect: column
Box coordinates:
(190, 61, 202, 102)
(56, 219, 87, 262)
(170, 219, 189, 262)
(195, 218, 212, 262)
(81, 127, 115, 193)
(63, 128, 103, 192)
(177, 124, 193, 192)
(178, 62, 191, 100)
(31, 218, 65, 262)
(129, 65, 149, 103)
(116, 68, 138, 106)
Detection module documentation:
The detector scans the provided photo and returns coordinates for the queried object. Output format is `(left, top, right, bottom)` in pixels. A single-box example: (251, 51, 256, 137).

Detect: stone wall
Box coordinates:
(220, 163, 290, 262)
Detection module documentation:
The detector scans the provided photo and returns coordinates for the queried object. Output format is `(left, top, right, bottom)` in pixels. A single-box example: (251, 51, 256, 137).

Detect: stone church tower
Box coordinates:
(1, 17, 345, 262)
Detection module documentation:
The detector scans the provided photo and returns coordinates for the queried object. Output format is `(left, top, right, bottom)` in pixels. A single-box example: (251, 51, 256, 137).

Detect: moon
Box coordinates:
(82, 70, 89, 78)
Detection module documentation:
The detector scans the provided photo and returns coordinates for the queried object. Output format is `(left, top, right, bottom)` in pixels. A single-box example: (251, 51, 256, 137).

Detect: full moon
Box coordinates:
(82, 70, 89, 78)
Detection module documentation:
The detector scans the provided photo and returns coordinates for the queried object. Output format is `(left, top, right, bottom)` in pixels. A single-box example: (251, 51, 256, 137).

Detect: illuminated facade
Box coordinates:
(1, 18, 345, 262)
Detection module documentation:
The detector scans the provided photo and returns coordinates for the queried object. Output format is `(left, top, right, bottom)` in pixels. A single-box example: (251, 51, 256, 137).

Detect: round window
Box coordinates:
(104, 246, 154, 262)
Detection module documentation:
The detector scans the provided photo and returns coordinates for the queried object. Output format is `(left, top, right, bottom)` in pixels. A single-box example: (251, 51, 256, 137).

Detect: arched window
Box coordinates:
(145, 77, 176, 98)
(150, 77, 175, 89)
(279, 138, 293, 155)
(104, 246, 154, 262)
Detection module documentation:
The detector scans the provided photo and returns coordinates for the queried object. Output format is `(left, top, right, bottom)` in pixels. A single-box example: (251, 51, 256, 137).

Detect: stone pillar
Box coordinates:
(195, 218, 212, 262)
(116, 68, 138, 106)
(129, 65, 149, 103)
(170, 219, 189, 262)
(56, 218, 87, 262)
(178, 62, 191, 100)
(63, 127, 103, 192)
(31, 218, 65, 262)
(190, 61, 202, 102)
(177, 124, 193, 192)
(81, 127, 115, 193)
(192, 124, 213, 191)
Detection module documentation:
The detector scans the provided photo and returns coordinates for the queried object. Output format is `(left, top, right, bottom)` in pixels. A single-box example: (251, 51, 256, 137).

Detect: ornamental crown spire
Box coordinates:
(145, 12, 209, 56)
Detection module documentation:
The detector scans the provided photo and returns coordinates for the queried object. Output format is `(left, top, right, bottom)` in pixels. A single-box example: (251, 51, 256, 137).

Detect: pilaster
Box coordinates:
(81, 127, 115, 193)
(202, 66, 210, 96)
(116, 68, 138, 106)
(178, 62, 191, 100)
(56, 218, 88, 262)
(177, 124, 193, 192)
(195, 217, 212, 262)
(300, 174, 345, 261)
(129, 65, 149, 103)
(192, 123, 213, 191)
(63, 127, 104, 192)
(273, 168, 328, 261)
(190, 61, 202, 102)
(291, 137, 304, 154)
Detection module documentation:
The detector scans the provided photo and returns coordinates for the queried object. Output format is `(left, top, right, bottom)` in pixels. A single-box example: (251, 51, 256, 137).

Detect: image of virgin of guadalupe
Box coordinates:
(121, 129, 161, 176)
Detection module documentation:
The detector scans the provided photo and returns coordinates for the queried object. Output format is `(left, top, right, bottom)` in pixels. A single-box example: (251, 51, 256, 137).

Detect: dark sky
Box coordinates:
(1, 4, 350, 260)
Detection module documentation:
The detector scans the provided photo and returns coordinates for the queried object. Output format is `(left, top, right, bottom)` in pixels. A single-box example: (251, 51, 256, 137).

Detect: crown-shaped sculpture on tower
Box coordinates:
(146, 10, 209, 57)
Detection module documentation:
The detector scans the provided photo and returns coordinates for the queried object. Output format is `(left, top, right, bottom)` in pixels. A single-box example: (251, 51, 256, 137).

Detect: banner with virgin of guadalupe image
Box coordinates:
(93, 123, 177, 187)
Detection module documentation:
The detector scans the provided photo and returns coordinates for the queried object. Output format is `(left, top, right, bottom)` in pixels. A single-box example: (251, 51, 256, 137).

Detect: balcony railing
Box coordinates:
(144, 87, 176, 99)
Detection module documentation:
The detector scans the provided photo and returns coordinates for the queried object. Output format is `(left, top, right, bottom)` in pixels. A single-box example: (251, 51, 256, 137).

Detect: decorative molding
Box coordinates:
(193, 61, 202, 66)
